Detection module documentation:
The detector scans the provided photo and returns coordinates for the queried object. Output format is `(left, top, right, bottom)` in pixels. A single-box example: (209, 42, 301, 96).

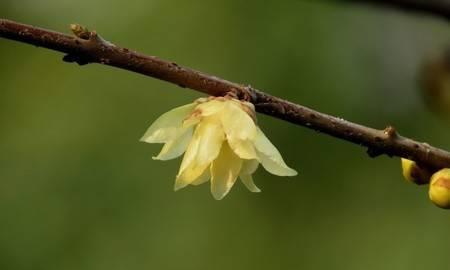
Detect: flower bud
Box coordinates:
(429, 168, 450, 209)
(401, 158, 432, 185)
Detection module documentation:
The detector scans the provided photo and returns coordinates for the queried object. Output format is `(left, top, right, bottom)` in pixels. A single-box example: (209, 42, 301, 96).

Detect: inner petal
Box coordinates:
(194, 115, 225, 166)
(210, 142, 243, 200)
(221, 101, 257, 141)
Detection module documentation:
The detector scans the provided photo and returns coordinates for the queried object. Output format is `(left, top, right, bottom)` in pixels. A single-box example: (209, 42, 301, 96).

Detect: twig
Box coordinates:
(349, 0, 450, 21)
(1, 19, 450, 170)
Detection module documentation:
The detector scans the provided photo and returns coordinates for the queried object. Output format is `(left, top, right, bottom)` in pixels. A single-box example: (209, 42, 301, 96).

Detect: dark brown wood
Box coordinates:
(1, 19, 450, 170)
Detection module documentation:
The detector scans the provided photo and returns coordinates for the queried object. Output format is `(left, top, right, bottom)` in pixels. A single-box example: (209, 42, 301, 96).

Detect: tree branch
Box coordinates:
(1, 19, 450, 170)
(349, 0, 450, 21)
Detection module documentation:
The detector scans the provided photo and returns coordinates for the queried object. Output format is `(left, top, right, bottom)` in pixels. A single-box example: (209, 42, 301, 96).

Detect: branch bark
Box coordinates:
(1, 19, 450, 170)
(350, 0, 450, 21)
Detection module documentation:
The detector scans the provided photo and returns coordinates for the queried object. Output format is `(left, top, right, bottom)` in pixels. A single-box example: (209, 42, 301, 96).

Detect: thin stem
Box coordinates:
(1, 19, 449, 170)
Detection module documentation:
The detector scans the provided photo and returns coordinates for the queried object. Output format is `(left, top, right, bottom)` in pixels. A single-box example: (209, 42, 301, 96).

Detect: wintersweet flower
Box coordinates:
(141, 96, 297, 200)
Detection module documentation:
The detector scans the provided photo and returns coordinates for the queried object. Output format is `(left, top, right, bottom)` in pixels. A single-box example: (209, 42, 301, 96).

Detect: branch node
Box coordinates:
(70, 24, 90, 40)
(383, 125, 398, 138)
(243, 85, 257, 102)
(224, 88, 239, 99)
(70, 24, 114, 47)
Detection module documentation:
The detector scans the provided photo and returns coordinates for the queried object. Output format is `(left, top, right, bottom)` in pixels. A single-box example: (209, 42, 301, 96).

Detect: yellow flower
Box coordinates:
(429, 168, 450, 209)
(141, 96, 297, 199)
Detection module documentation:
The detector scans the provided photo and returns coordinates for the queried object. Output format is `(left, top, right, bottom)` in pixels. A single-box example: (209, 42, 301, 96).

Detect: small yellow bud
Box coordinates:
(401, 158, 432, 185)
(429, 168, 450, 209)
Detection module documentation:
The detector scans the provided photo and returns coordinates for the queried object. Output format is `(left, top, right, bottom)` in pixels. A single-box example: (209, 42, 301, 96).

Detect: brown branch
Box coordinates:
(1, 18, 450, 170)
(348, 0, 450, 21)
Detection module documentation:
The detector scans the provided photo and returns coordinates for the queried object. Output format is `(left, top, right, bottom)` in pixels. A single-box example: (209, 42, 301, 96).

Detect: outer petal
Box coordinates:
(221, 101, 257, 141)
(254, 127, 297, 176)
(153, 127, 193, 161)
(240, 174, 261, 193)
(141, 103, 196, 143)
(210, 142, 243, 200)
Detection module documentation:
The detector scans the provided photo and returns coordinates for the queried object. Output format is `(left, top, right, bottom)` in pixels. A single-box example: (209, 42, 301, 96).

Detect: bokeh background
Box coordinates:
(1, 1, 450, 269)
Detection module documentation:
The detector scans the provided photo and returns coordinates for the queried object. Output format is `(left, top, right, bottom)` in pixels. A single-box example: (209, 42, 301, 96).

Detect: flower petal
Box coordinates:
(175, 116, 224, 189)
(191, 169, 210, 186)
(182, 112, 201, 129)
(228, 138, 258, 159)
(254, 127, 297, 176)
(210, 142, 242, 200)
(175, 163, 209, 191)
(257, 153, 297, 176)
(152, 127, 193, 161)
(177, 129, 201, 175)
(221, 101, 257, 141)
(241, 159, 259, 175)
(174, 164, 208, 191)
(193, 116, 225, 166)
(240, 174, 261, 193)
(196, 99, 226, 117)
(141, 103, 196, 143)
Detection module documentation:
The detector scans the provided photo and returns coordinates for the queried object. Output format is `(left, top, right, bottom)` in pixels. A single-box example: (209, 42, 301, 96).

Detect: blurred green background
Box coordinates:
(1, 1, 450, 269)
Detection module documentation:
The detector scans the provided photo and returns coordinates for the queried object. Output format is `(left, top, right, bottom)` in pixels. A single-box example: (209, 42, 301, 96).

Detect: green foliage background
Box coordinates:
(1, 1, 450, 269)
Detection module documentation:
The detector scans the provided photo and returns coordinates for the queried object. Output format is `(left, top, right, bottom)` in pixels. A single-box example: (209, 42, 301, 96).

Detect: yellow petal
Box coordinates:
(176, 133, 206, 187)
(221, 101, 257, 141)
(175, 116, 224, 189)
(238, 164, 260, 200)
(254, 127, 297, 176)
(153, 127, 193, 160)
(182, 113, 201, 129)
(191, 169, 210, 186)
(175, 163, 209, 191)
(240, 174, 261, 193)
(241, 159, 259, 175)
(194, 116, 225, 165)
(257, 153, 297, 176)
(141, 103, 196, 143)
(228, 138, 258, 159)
(210, 142, 243, 200)
(195, 99, 226, 117)
(177, 129, 201, 175)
